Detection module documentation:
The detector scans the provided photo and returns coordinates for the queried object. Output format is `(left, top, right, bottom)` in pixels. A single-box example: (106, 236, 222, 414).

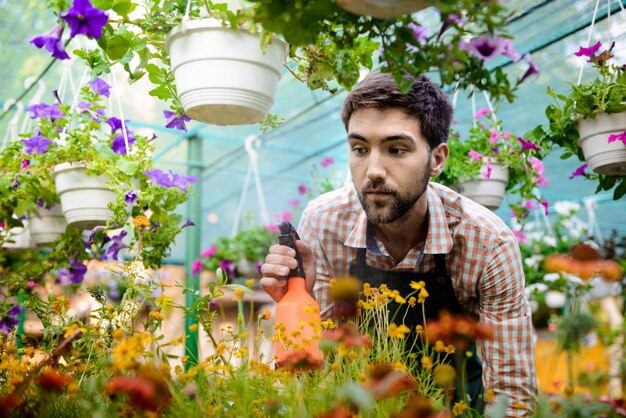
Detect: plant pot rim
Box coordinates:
(165, 17, 288, 55)
(54, 161, 88, 173)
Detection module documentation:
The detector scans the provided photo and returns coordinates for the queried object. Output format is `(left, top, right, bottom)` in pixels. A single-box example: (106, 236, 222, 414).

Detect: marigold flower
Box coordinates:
(133, 215, 151, 229)
(408, 296, 416, 307)
(421, 356, 433, 370)
(452, 401, 468, 416)
(484, 388, 496, 403)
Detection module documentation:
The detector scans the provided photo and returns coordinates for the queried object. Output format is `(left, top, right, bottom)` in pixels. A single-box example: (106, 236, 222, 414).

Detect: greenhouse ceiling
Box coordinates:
(0, 0, 625, 263)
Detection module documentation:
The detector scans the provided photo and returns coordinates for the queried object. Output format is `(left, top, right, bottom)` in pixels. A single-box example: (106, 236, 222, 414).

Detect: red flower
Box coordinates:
(38, 368, 72, 391)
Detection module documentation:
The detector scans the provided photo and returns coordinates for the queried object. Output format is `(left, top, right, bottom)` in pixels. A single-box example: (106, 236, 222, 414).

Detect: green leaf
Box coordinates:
(106, 35, 131, 61)
(117, 160, 139, 176)
(145, 63, 165, 84)
(224, 283, 255, 295)
(148, 84, 174, 101)
(560, 152, 573, 160)
(613, 178, 626, 200)
(112, 0, 137, 16)
(93, 0, 113, 9)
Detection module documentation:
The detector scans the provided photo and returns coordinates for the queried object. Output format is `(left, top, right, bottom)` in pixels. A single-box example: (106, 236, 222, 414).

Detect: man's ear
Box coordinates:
(429, 143, 449, 177)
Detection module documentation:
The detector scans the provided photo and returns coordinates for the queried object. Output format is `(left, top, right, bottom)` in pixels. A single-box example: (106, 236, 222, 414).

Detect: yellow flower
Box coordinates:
(395, 295, 406, 304)
(149, 311, 164, 321)
(245, 278, 256, 288)
(321, 319, 336, 329)
(388, 323, 411, 339)
(260, 309, 271, 321)
(444, 344, 455, 354)
(410, 280, 425, 290)
(484, 388, 496, 403)
(433, 364, 456, 387)
(188, 323, 198, 332)
(363, 282, 372, 296)
(415, 325, 423, 335)
(408, 296, 416, 307)
(452, 400, 468, 416)
(434, 340, 446, 352)
(133, 215, 151, 229)
(233, 288, 244, 301)
(417, 288, 429, 303)
(112, 328, 124, 341)
(420, 356, 433, 370)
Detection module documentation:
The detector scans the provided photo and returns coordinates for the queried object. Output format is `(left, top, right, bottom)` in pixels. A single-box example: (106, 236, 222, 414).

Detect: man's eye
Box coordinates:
(390, 148, 407, 155)
(352, 146, 367, 155)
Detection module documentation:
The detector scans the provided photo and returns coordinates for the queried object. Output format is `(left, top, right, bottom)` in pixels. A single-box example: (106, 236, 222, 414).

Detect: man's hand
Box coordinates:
(260, 240, 316, 303)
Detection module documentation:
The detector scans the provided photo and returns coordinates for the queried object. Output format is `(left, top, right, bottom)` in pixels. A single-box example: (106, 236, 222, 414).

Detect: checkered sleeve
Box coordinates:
(297, 206, 334, 319)
(478, 230, 537, 417)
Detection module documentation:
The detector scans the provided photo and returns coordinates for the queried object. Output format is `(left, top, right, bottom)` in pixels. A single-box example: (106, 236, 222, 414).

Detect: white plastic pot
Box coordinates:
(577, 111, 626, 176)
(2, 221, 33, 251)
(336, 0, 427, 18)
(54, 163, 117, 229)
(458, 160, 509, 210)
(165, 18, 288, 126)
(29, 205, 67, 247)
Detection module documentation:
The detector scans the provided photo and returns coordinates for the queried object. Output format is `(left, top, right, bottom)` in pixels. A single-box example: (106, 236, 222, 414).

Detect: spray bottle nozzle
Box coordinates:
(277, 221, 304, 278)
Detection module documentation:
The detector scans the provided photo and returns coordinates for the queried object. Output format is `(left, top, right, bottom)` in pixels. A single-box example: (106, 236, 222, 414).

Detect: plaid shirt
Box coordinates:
(297, 182, 537, 417)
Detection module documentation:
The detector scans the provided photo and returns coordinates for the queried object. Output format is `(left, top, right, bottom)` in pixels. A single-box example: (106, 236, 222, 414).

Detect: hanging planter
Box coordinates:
(54, 162, 117, 230)
(577, 111, 626, 176)
(165, 18, 289, 126)
(29, 205, 68, 247)
(336, 0, 428, 18)
(457, 160, 509, 210)
(1, 221, 34, 251)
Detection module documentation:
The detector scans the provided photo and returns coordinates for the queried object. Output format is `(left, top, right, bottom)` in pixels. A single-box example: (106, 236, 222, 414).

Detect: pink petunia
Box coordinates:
(524, 199, 538, 210)
(517, 136, 541, 151)
(608, 130, 626, 145)
(192, 259, 202, 276)
(200, 245, 216, 258)
(512, 229, 527, 244)
(473, 108, 490, 119)
(288, 199, 301, 207)
(483, 163, 492, 180)
(321, 157, 334, 167)
(468, 149, 483, 161)
(503, 131, 514, 139)
(489, 131, 500, 144)
(266, 224, 279, 233)
(574, 41, 602, 58)
(297, 184, 308, 195)
(569, 163, 588, 179)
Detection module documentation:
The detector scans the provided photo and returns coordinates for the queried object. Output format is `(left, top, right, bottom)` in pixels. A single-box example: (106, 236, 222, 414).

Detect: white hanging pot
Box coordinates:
(165, 18, 289, 126)
(2, 220, 34, 251)
(336, 0, 428, 18)
(54, 162, 117, 229)
(577, 111, 626, 176)
(29, 204, 68, 247)
(236, 258, 260, 278)
(457, 160, 509, 210)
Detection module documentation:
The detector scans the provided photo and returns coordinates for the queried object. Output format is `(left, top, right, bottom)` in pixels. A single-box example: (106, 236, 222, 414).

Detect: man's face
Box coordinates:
(347, 107, 435, 224)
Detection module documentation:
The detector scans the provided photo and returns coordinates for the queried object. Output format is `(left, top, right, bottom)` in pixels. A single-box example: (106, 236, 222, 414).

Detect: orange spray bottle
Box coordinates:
(273, 221, 324, 367)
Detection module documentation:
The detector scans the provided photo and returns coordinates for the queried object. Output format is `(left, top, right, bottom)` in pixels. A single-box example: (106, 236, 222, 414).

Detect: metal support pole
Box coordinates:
(184, 134, 202, 369)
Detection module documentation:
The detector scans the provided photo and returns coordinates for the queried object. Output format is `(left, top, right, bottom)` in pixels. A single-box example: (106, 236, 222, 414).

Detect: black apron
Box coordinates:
(349, 247, 484, 411)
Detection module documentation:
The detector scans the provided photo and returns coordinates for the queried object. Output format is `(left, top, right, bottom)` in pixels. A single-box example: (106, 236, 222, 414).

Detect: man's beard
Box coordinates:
(356, 160, 431, 225)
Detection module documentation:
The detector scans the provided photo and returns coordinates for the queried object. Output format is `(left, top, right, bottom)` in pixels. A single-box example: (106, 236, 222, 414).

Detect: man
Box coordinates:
(261, 72, 537, 417)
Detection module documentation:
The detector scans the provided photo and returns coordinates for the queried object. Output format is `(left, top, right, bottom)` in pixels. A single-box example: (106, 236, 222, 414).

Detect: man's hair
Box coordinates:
(340, 73, 453, 150)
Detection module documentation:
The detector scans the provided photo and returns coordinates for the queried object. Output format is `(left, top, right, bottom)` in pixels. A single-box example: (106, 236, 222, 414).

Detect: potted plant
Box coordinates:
(336, 0, 428, 18)
(437, 108, 549, 218)
(32, 0, 537, 130)
(527, 41, 626, 199)
(3, 77, 196, 269)
(198, 223, 277, 282)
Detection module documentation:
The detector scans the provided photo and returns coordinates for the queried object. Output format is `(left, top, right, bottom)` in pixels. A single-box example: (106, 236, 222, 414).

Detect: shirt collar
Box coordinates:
(344, 184, 453, 254)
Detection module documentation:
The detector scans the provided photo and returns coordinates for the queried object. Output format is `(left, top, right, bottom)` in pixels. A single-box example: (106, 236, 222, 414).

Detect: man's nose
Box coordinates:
(366, 151, 386, 181)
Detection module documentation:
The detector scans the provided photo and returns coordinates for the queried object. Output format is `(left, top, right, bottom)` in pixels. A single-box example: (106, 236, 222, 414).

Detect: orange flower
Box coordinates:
(314, 404, 357, 418)
(321, 323, 371, 349)
(425, 311, 493, 350)
(278, 350, 323, 373)
(364, 362, 417, 400)
(38, 367, 72, 391)
(544, 242, 624, 282)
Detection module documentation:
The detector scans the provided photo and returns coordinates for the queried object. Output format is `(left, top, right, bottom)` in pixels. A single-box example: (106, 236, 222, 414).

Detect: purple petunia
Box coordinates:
(163, 110, 191, 131)
(89, 77, 111, 97)
(408, 23, 429, 46)
(0, 306, 24, 335)
(27, 103, 65, 121)
(519, 53, 540, 84)
(574, 41, 602, 58)
(144, 169, 197, 193)
(106, 117, 130, 133)
(459, 34, 507, 61)
(111, 133, 137, 155)
(180, 218, 195, 230)
(60, 0, 109, 39)
(438, 13, 465, 39)
(124, 190, 138, 203)
(30, 24, 70, 60)
(219, 260, 235, 278)
(297, 184, 308, 195)
(501, 38, 521, 62)
(12, 174, 20, 189)
(21, 132, 53, 154)
(58, 259, 87, 285)
(102, 230, 127, 261)
(569, 163, 588, 180)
